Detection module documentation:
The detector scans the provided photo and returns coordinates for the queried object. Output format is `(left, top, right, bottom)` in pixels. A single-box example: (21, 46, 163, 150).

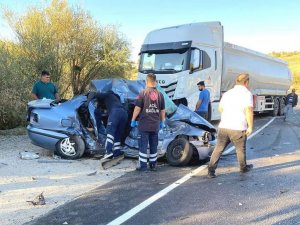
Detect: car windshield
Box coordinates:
(139, 50, 189, 74)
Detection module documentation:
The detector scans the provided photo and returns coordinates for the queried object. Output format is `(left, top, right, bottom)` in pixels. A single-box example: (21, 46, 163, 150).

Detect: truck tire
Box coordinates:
(270, 98, 279, 117)
(279, 98, 285, 116)
(207, 102, 212, 122)
(56, 136, 85, 160)
(166, 138, 193, 166)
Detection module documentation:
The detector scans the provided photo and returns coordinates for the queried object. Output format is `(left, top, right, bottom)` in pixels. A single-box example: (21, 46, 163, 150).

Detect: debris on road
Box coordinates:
(87, 171, 97, 176)
(27, 193, 46, 206)
(20, 151, 39, 160)
(280, 189, 289, 194)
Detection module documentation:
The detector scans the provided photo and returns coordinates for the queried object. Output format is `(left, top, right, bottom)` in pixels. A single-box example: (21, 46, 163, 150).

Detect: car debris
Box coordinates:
(27, 192, 46, 206)
(19, 151, 39, 160)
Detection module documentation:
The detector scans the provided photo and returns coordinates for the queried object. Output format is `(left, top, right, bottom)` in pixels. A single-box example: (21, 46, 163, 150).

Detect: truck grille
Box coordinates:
(161, 81, 177, 99)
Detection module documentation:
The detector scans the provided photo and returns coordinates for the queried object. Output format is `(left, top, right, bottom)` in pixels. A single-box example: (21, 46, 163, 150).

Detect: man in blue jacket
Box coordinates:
(195, 81, 210, 120)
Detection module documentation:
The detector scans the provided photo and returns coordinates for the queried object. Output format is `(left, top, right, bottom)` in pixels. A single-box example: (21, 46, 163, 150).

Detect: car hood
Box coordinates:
(169, 104, 216, 132)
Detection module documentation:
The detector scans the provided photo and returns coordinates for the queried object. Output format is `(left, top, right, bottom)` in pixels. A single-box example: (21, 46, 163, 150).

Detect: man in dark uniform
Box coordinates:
(87, 90, 128, 159)
(131, 73, 166, 171)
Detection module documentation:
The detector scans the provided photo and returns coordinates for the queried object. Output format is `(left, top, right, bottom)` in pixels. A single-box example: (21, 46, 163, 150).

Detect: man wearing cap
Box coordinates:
(32, 70, 60, 101)
(207, 73, 254, 178)
(195, 81, 210, 120)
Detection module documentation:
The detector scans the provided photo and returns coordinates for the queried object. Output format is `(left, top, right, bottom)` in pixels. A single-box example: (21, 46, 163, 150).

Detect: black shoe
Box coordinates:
(240, 164, 253, 173)
(149, 167, 157, 172)
(207, 171, 216, 179)
(136, 167, 148, 172)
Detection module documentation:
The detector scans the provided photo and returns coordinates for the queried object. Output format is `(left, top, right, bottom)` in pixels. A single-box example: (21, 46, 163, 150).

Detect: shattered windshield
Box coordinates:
(139, 50, 189, 74)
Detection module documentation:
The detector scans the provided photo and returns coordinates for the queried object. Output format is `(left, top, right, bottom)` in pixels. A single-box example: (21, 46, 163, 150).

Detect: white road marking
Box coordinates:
(222, 117, 276, 155)
(107, 165, 207, 225)
(107, 117, 276, 225)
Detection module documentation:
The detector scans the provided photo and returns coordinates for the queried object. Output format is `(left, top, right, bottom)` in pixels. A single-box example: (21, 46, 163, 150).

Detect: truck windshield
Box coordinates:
(139, 50, 189, 74)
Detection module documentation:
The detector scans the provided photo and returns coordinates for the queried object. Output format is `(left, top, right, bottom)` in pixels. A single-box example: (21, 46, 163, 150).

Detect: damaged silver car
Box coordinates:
(27, 79, 216, 166)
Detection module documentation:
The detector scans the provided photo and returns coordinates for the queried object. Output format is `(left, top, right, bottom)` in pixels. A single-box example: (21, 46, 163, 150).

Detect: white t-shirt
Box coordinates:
(219, 85, 253, 131)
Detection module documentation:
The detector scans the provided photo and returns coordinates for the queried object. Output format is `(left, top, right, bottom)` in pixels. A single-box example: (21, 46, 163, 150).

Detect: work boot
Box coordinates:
(240, 164, 253, 173)
(136, 167, 148, 172)
(149, 164, 157, 172)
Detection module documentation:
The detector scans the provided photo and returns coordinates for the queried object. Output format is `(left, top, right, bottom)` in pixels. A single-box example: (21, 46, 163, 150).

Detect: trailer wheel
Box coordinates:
(56, 136, 85, 160)
(270, 98, 279, 117)
(279, 98, 285, 116)
(166, 138, 193, 166)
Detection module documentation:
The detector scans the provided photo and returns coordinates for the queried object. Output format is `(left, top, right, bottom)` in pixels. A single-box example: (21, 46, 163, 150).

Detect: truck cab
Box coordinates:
(138, 22, 224, 120)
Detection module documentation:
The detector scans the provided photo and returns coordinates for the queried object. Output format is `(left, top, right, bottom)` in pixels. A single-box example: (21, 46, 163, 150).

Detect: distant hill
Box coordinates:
(269, 52, 300, 91)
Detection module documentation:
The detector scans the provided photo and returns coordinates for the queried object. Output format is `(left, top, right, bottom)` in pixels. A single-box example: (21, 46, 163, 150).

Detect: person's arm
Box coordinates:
(132, 106, 141, 121)
(32, 93, 38, 100)
(55, 93, 60, 101)
(245, 106, 253, 136)
(160, 109, 166, 121)
(195, 99, 202, 111)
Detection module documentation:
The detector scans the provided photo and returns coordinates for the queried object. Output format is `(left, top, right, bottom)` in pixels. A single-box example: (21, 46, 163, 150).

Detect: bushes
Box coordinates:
(0, 89, 28, 130)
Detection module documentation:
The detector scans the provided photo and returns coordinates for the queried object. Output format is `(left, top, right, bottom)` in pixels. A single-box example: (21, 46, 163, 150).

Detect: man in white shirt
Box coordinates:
(208, 73, 254, 178)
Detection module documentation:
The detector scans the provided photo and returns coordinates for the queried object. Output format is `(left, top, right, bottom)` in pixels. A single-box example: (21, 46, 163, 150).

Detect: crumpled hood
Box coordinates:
(169, 104, 216, 133)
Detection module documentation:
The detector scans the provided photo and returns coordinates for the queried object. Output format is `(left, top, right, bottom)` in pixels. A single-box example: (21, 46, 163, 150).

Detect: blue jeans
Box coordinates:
(138, 131, 158, 169)
(208, 128, 247, 173)
(284, 104, 293, 120)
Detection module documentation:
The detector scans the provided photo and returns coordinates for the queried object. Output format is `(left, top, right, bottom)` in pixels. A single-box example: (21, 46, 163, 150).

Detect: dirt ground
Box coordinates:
(0, 134, 137, 225)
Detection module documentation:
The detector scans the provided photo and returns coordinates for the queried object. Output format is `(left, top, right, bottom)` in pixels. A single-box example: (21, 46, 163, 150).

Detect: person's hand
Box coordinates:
(131, 120, 137, 128)
(160, 120, 166, 129)
(246, 127, 253, 136)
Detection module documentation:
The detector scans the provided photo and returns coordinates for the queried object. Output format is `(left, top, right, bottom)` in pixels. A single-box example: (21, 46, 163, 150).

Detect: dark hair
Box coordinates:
(197, 81, 205, 86)
(146, 73, 156, 83)
(41, 70, 50, 76)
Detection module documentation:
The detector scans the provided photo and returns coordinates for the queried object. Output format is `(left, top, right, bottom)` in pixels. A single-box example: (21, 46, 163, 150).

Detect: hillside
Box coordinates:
(269, 52, 300, 90)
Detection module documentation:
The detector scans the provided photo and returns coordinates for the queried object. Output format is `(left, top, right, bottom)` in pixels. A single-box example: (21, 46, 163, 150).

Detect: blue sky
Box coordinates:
(1, 0, 300, 61)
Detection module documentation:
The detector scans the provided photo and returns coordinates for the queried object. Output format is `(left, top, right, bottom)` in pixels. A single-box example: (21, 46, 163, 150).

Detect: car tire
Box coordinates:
(166, 138, 193, 166)
(56, 136, 85, 160)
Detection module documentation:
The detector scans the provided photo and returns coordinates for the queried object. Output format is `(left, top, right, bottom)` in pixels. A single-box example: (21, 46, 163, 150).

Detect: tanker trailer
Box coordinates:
(222, 42, 292, 117)
(137, 21, 292, 120)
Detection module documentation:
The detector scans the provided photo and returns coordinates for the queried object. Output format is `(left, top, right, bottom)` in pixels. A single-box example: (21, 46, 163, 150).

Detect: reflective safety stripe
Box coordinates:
(149, 153, 157, 158)
(114, 142, 121, 146)
(139, 157, 147, 163)
(107, 134, 114, 140)
(114, 146, 122, 150)
(139, 152, 148, 158)
(149, 157, 157, 162)
(106, 138, 114, 144)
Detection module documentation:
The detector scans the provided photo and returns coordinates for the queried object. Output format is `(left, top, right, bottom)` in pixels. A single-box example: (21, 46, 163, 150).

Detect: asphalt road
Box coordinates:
(27, 108, 300, 225)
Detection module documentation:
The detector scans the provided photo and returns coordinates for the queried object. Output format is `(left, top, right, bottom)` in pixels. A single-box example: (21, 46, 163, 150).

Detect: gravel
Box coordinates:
(0, 135, 136, 225)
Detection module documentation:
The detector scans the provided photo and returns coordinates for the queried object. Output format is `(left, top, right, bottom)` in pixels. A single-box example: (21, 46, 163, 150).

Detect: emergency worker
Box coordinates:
(131, 73, 166, 171)
(87, 90, 128, 159)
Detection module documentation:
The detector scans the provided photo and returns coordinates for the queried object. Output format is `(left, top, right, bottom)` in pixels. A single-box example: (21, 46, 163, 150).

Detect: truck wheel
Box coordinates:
(279, 98, 285, 116)
(166, 138, 193, 166)
(270, 98, 279, 117)
(56, 136, 85, 160)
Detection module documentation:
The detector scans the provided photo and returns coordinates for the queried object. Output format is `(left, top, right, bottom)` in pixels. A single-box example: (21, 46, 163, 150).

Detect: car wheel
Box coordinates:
(166, 138, 193, 166)
(56, 136, 85, 159)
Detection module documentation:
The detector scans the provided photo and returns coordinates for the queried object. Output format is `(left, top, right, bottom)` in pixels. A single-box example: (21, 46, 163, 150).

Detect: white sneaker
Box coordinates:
(103, 152, 113, 160)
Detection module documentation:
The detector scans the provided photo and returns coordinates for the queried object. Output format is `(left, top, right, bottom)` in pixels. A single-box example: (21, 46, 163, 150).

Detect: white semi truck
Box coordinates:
(137, 22, 292, 121)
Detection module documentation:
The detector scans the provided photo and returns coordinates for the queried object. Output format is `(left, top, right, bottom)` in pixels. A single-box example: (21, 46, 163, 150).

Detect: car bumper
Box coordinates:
(27, 125, 69, 151)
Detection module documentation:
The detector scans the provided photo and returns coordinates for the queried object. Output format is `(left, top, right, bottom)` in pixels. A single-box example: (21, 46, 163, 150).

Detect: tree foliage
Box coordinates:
(0, 0, 134, 129)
